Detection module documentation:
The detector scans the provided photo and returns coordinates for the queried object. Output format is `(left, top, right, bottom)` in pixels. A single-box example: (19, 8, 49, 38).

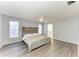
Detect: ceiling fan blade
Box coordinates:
(67, 1, 76, 5)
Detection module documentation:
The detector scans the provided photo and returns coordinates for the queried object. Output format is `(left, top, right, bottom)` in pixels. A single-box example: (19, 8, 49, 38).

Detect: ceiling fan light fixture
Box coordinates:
(40, 18, 43, 22)
(39, 16, 44, 22)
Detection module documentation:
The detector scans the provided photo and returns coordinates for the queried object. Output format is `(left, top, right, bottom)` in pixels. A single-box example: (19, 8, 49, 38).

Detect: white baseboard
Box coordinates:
(54, 37, 78, 45)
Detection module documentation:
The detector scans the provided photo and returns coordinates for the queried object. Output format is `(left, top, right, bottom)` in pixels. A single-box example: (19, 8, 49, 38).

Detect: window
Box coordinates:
(38, 24, 42, 34)
(9, 21, 19, 38)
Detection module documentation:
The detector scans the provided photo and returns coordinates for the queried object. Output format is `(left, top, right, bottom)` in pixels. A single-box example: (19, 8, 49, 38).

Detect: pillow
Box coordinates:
(22, 33, 39, 40)
(33, 33, 39, 35)
(22, 34, 32, 40)
(24, 34, 32, 37)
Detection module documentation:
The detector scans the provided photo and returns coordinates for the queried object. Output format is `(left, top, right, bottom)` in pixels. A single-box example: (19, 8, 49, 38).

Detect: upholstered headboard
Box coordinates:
(22, 27, 38, 35)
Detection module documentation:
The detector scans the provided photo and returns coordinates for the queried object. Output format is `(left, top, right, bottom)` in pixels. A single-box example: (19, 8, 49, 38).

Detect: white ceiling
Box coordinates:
(0, 1, 79, 22)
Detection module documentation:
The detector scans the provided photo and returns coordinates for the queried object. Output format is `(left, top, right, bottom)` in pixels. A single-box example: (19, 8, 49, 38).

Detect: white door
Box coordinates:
(47, 24, 53, 39)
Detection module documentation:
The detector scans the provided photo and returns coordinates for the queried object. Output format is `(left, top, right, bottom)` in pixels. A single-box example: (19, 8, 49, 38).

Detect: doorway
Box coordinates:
(47, 24, 53, 40)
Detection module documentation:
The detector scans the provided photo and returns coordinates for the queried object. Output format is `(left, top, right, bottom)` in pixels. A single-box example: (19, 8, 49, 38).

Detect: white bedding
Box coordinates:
(22, 34, 51, 52)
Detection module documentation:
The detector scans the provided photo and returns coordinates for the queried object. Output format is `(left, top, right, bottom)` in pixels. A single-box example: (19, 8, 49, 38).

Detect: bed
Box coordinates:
(22, 27, 51, 52)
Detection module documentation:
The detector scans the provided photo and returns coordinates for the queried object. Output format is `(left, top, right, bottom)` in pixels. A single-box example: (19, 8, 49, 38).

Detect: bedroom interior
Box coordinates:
(0, 1, 79, 57)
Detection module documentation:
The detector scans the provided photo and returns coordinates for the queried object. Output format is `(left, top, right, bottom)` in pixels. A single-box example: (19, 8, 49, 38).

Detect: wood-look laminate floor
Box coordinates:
(0, 39, 78, 57)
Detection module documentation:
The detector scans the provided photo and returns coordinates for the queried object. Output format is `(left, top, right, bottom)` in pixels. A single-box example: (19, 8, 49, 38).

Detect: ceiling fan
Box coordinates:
(39, 16, 44, 22)
(67, 1, 76, 5)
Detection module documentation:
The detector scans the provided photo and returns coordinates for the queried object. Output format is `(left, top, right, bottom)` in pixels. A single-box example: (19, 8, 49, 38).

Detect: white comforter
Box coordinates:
(22, 34, 51, 52)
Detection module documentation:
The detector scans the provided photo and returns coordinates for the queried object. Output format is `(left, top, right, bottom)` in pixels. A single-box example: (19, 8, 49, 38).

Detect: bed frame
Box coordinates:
(22, 27, 51, 52)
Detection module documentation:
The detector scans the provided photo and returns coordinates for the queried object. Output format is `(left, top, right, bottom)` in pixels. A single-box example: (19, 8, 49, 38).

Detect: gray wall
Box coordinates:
(48, 17, 79, 45)
(0, 15, 2, 46)
(1, 14, 41, 45)
(42, 23, 48, 35)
